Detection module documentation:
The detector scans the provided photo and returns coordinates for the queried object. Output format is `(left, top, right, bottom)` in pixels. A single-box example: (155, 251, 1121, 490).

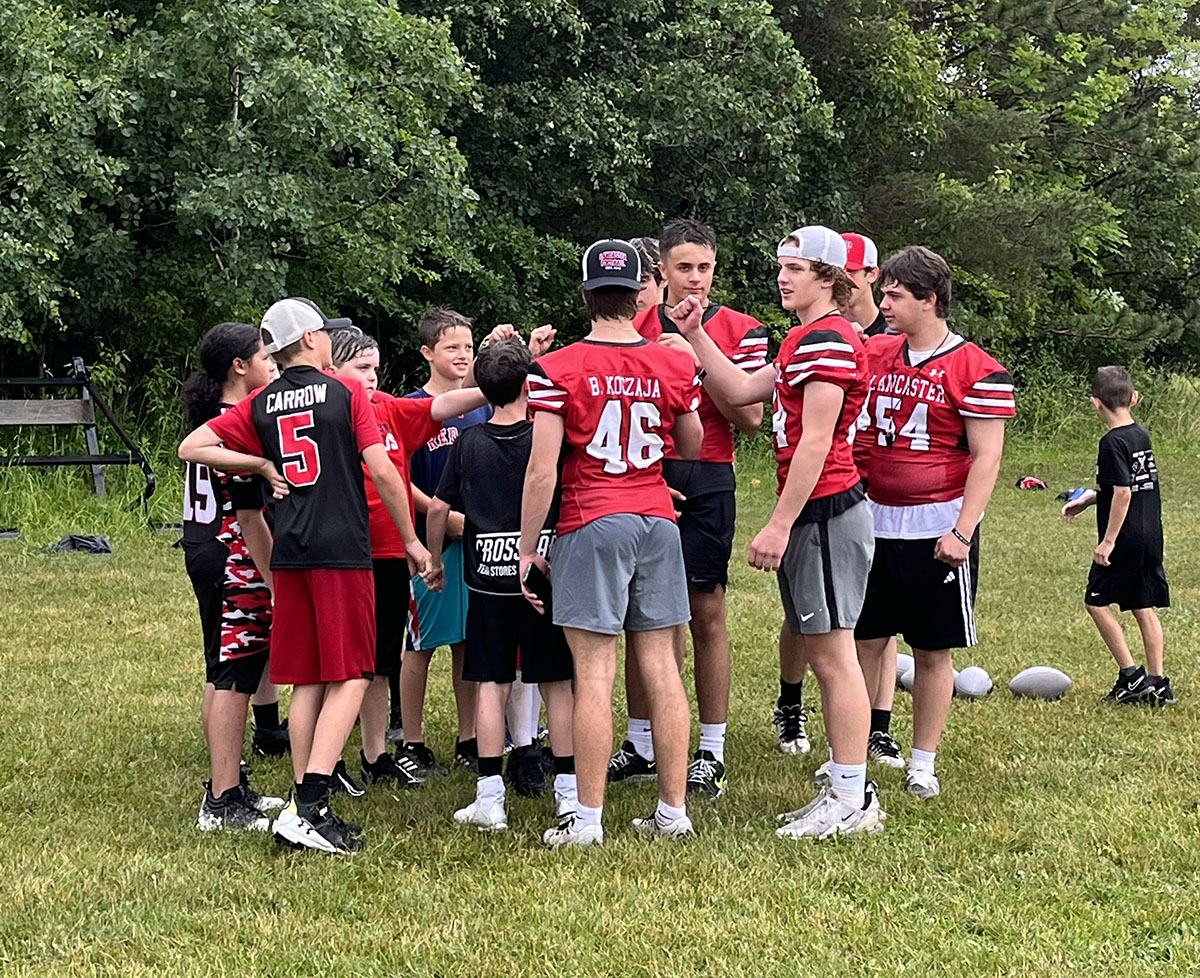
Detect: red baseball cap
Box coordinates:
(842, 233, 879, 271)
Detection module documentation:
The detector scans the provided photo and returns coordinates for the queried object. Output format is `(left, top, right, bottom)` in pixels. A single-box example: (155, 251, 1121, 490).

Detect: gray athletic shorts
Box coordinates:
(778, 500, 874, 635)
(550, 514, 691, 635)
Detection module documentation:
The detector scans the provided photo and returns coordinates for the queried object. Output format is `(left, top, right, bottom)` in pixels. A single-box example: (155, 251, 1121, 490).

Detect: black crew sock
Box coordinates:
(478, 755, 503, 778)
(253, 702, 280, 730)
(296, 773, 332, 808)
(457, 737, 477, 754)
(779, 679, 803, 707)
(1119, 664, 1141, 678)
(553, 754, 576, 775)
(870, 709, 892, 736)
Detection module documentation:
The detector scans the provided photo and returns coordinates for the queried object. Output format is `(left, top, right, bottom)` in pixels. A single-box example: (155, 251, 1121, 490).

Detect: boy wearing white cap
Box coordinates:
(669, 226, 885, 839)
(180, 297, 437, 854)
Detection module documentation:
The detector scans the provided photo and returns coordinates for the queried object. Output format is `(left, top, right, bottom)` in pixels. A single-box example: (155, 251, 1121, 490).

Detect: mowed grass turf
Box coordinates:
(1, 436, 1198, 977)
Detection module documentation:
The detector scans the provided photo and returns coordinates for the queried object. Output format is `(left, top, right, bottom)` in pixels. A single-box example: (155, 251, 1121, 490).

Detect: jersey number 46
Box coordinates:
(586, 399, 665, 474)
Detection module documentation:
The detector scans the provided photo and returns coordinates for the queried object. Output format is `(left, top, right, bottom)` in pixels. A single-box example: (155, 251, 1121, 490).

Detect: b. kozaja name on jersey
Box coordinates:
(587, 375, 662, 399)
(264, 383, 329, 414)
(475, 529, 553, 577)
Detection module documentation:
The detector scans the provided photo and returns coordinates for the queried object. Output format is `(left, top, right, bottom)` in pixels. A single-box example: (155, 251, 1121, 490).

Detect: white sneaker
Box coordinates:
(453, 795, 508, 832)
(631, 812, 695, 839)
(776, 782, 886, 840)
(542, 814, 603, 849)
(813, 759, 832, 788)
(776, 785, 831, 824)
(905, 767, 941, 799)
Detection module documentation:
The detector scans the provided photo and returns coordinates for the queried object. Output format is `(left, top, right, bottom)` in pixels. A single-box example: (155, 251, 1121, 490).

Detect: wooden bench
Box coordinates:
(0, 357, 156, 505)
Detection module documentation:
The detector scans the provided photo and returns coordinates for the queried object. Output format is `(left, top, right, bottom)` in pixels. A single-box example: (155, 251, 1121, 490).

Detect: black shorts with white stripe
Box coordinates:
(854, 529, 981, 651)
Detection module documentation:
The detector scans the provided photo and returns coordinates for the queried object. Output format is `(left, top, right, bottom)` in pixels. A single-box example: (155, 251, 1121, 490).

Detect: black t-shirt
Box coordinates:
(207, 365, 382, 569)
(1096, 422, 1163, 565)
(434, 420, 558, 595)
(182, 404, 264, 547)
(864, 308, 890, 337)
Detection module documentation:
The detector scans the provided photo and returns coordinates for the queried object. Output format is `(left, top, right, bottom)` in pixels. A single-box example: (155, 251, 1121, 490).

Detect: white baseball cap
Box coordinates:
(260, 297, 358, 354)
(776, 225, 859, 288)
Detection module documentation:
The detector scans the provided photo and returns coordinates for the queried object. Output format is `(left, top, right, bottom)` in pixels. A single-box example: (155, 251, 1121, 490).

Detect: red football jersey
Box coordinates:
(634, 304, 769, 463)
(527, 338, 701, 534)
(859, 333, 1016, 506)
(363, 391, 442, 559)
(772, 313, 869, 499)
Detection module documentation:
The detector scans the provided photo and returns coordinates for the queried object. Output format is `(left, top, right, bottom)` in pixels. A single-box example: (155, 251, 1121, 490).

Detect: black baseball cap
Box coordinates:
(581, 239, 643, 291)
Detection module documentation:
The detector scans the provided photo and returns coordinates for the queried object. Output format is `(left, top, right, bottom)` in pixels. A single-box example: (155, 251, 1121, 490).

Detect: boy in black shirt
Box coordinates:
(427, 338, 577, 833)
(1063, 366, 1174, 705)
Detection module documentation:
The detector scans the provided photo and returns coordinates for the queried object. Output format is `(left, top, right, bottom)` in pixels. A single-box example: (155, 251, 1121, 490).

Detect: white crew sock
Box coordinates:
(628, 717, 654, 761)
(574, 803, 603, 829)
(554, 773, 578, 814)
(655, 799, 687, 825)
(829, 761, 867, 806)
(476, 774, 505, 802)
(698, 722, 727, 762)
(527, 681, 544, 738)
(506, 673, 537, 747)
(909, 748, 936, 773)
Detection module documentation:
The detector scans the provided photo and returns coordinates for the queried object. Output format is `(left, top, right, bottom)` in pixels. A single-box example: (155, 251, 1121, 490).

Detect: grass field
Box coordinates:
(1, 435, 1198, 977)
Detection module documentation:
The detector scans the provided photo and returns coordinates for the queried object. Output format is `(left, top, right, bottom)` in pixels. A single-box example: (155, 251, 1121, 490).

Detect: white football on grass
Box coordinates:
(900, 666, 915, 692)
(1009, 666, 1072, 700)
(896, 653, 914, 689)
(955, 665, 994, 699)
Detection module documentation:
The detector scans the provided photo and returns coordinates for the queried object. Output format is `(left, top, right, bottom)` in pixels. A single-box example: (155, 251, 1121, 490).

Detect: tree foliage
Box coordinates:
(3, 0, 1200, 431)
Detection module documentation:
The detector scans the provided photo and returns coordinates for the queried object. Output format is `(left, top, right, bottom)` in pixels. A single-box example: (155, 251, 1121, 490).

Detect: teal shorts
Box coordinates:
(408, 540, 469, 651)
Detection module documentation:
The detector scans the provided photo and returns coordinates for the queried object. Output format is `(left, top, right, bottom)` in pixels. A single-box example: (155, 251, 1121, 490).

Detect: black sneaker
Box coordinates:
(1145, 676, 1177, 706)
(773, 701, 811, 755)
(867, 730, 906, 769)
(507, 744, 549, 797)
(239, 764, 284, 812)
(685, 749, 727, 798)
(455, 738, 480, 774)
(397, 742, 448, 777)
(273, 795, 364, 854)
(251, 718, 290, 758)
(607, 740, 656, 783)
(197, 783, 269, 832)
(386, 704, 404, 744)
(360, 750, 425, 790)
(1105, 666, 1149, 703)
(331, 758, 367, 798)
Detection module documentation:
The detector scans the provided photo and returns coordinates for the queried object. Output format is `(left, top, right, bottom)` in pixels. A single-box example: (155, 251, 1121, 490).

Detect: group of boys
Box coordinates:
(179, 213, 1172, 853)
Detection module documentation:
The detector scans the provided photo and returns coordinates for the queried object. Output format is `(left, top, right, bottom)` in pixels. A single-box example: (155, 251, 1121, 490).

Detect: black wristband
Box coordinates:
(951, 527, 971, 547)
(696, 368, 707, 383)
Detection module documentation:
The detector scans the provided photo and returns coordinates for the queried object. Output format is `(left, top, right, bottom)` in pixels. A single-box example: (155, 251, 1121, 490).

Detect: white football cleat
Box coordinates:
(905, 768, 941, 799)
(812, 759, 832, 788)
(776, 785, 831, 824)
(773, 702, 811, 755)
(776, 782, 886, 840)
(631, 812, 695, 840)
(542, 815, 603, 849)
(453, 796, 508, 832)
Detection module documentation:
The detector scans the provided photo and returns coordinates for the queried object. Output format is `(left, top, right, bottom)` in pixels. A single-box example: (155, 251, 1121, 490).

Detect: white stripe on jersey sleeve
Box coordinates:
(793, 340, 855, 355)
(739, 336, 769, 348)
(962, 396, 1016, 408)
(972, 382, 1014, 392)
(785, 357, 856, 373)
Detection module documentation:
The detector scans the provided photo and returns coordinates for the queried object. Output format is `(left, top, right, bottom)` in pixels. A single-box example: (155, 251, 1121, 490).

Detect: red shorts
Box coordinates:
(270, 568, 375, 685)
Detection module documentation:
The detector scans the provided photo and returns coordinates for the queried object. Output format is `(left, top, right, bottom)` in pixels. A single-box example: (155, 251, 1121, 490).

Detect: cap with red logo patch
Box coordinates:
(842, 233, 879, 271)
(581, 239, 643, 291)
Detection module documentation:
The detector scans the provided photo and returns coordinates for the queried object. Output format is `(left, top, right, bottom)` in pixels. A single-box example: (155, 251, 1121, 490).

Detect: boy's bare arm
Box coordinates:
(426, 496, 452, 573)
(431, 388, 488, 422)
(179, 424, 288, 499)
(672, 410, 704, 460)
(518, 413, 563, 613)
(363, 444, 441, 589)
(1095, 486, 1132, 566)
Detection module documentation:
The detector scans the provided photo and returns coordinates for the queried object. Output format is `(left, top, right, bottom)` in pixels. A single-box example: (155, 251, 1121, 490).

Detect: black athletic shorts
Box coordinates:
(185, 540, 269, 694)
(663, 459, 736, 593)
(463, 591, 573, 685)
(854, 530, 981, 651)
(1085, 561, 1169, 611)
(373, 557, 411, 677)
